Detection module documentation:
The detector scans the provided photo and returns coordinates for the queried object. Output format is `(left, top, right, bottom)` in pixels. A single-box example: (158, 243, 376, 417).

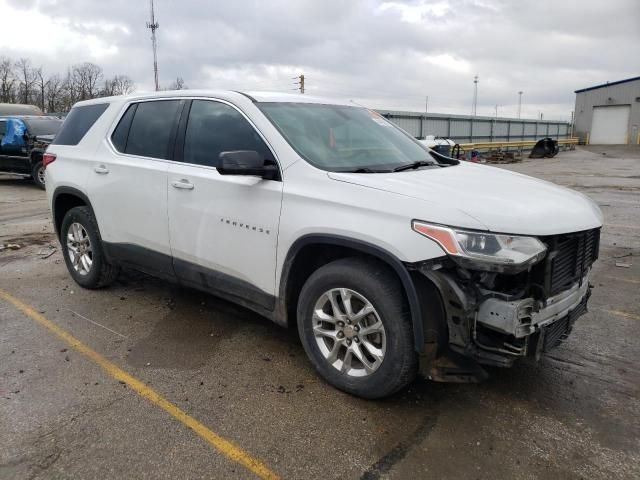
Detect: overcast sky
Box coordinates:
(2, 0, 638, 120)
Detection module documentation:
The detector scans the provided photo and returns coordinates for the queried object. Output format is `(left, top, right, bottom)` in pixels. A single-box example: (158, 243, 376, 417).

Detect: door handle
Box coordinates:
(94, 165, 109, 174)
(171, 179, 194, 190)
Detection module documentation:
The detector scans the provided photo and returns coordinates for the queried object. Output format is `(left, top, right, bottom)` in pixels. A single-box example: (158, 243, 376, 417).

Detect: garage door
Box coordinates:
(590, 105, 630, 144)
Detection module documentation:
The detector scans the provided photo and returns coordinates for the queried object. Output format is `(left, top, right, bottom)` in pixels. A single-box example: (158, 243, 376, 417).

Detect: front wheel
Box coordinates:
(297, 257, 417, 399)
(31, 161, 45, 189)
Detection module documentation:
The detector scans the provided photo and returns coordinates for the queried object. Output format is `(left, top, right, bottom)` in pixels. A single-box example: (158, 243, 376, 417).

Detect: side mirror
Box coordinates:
(217, 150, 278, 180)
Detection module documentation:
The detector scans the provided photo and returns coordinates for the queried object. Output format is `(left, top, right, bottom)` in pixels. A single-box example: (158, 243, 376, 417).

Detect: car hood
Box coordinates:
(328, 162, 603, 236)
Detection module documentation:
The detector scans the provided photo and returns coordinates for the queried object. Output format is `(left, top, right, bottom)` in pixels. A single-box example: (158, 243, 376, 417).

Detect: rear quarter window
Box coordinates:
(52, 103, 109, 146)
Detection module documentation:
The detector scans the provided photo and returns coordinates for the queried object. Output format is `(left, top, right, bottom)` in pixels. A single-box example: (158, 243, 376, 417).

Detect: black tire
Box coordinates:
(60, 206, 119, 289)
(297, 257, 417, 399)
(31, 161, 45, 190)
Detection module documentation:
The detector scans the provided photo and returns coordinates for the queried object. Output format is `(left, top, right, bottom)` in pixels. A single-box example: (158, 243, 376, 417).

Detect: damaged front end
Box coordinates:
(410, 225, 600, 382)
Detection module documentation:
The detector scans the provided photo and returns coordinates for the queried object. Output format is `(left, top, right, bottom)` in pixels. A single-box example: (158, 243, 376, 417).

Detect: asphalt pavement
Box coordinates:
(1, 146, 639, 479)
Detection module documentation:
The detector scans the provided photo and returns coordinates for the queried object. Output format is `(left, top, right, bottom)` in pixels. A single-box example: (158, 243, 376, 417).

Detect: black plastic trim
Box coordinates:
(173, 257, 275, 311)
(279, 234, 427, 351)
(102, 242, 276, 315)
(51, 186, 95, 238)
(102, 242, 175, 280)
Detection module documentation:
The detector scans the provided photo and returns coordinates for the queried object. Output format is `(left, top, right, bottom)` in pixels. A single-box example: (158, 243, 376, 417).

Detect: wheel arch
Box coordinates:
(52, 186, 96, 240)
(278, 234, 428, 352)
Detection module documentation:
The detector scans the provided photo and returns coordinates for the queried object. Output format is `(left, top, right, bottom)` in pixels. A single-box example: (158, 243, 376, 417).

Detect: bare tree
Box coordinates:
(34, 67, 48, 112)
(0, 56, 133, 111)
(103, 75, 135, 96)
(45, 74, 63, 112)
(72, 62, 103, 100)
(0, 57, 16, 103)
(15, 58, 36, 104)
(168, 76, 187, 90)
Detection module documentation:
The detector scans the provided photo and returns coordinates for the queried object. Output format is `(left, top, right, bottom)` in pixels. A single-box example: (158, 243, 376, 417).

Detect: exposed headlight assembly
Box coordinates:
(412, 221, 547, 273)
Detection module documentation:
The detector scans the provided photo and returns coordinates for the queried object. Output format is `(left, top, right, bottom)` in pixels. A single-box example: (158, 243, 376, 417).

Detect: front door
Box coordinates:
(167, 99, 283, 310)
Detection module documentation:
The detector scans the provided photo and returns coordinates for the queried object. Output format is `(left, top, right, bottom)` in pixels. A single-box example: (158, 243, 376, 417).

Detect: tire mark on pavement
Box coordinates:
(360, 413, 437, 480)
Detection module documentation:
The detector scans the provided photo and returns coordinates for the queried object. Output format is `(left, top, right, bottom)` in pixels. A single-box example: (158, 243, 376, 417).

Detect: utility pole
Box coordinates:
(570, 110, 575, 136)
(517, 91, 523, 119)
(146, 0, 160, 91)
(495, 104, 499, 118)
(471, 75, 478, 116)
(293, 74, 305, 94)
(425, 96, 429, 113)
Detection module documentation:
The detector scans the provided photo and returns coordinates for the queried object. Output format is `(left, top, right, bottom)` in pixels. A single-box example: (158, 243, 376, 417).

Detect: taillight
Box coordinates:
(42, 152, 57, 169)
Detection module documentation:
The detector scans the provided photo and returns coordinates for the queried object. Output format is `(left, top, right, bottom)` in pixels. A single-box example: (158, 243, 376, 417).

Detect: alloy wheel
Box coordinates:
(66, 222, 93, 276)
(312, 288, 386, 377)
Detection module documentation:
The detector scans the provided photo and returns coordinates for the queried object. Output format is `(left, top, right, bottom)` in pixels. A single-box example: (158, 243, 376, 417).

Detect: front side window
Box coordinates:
(183, 100, 273, 167)
(258, 102, 436, 172)
(121, 100, 182, 159)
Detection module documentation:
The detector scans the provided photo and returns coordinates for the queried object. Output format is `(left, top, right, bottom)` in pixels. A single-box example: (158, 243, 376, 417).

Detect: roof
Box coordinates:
(575, 76, 640, 94)
(74, 90, 355, 107)
(244, 91, 353, 105)
(0, 115, 61, 121)
(0, 103, 43, 116)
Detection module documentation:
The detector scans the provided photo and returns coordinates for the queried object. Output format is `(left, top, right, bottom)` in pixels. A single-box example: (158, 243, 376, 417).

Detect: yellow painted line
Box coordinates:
(0, 288, 280, 480)
(602, 309, 640, 321)
(603, 275, 640, 285)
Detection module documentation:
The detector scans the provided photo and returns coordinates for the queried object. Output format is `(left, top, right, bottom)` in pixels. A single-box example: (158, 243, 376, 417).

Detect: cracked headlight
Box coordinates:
(412, 221, 547, 272)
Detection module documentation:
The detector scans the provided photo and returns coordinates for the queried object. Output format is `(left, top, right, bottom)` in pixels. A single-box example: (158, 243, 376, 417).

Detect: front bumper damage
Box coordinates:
(414, 265, 592, 382)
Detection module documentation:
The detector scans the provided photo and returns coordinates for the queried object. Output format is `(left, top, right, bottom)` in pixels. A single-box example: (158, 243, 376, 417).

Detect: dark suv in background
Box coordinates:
(0, 115, 63, 188)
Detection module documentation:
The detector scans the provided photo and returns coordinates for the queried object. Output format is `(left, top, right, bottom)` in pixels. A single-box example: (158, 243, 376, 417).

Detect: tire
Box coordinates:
(60, 206, 119, 289)
(31, 161, 45, 190)
(297, 257, 417, 399)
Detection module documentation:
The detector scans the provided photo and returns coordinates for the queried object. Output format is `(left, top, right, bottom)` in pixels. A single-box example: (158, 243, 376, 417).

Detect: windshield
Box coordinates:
(258, 102, 435, 172)
(24, 117, 62, 136)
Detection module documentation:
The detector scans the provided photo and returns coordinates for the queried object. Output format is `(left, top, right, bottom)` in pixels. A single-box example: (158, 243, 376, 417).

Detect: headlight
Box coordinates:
(412, 221, 547, 272)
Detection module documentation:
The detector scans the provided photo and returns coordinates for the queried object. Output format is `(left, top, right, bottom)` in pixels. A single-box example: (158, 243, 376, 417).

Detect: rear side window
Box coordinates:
(52, 103, 109, 145)
(183, 100, 273, 167)
(117, 100, 182, 159)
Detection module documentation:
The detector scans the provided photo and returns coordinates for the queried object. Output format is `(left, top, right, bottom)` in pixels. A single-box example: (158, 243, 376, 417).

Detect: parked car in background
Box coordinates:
(0, 115, 63, 188)
(45, 91, 602, 398)
(0, 103, 43, 116)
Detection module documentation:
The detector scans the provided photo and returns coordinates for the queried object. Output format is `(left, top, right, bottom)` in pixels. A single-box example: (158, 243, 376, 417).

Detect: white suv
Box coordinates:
(45, 91, 602, 398)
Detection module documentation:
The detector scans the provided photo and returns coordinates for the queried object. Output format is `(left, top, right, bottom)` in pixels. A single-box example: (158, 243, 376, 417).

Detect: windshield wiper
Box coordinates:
(341, 167, 390, 173)
(392, 160, 436, 172)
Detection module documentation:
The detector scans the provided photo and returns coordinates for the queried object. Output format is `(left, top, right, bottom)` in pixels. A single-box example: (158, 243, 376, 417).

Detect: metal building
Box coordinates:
(377, 110, 571, 143)
(573, 76, 640, 145)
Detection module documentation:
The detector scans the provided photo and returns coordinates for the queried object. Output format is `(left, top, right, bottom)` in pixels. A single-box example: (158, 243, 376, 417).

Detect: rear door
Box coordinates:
(88, 99, 185, 277)
(167, 99, 283, 309)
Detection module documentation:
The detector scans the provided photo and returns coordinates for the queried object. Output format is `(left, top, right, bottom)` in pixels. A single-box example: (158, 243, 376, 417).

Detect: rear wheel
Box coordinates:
(297, 257, 417, 399)
(60, 206, 119, 288)
(32, 161, 45, 189)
